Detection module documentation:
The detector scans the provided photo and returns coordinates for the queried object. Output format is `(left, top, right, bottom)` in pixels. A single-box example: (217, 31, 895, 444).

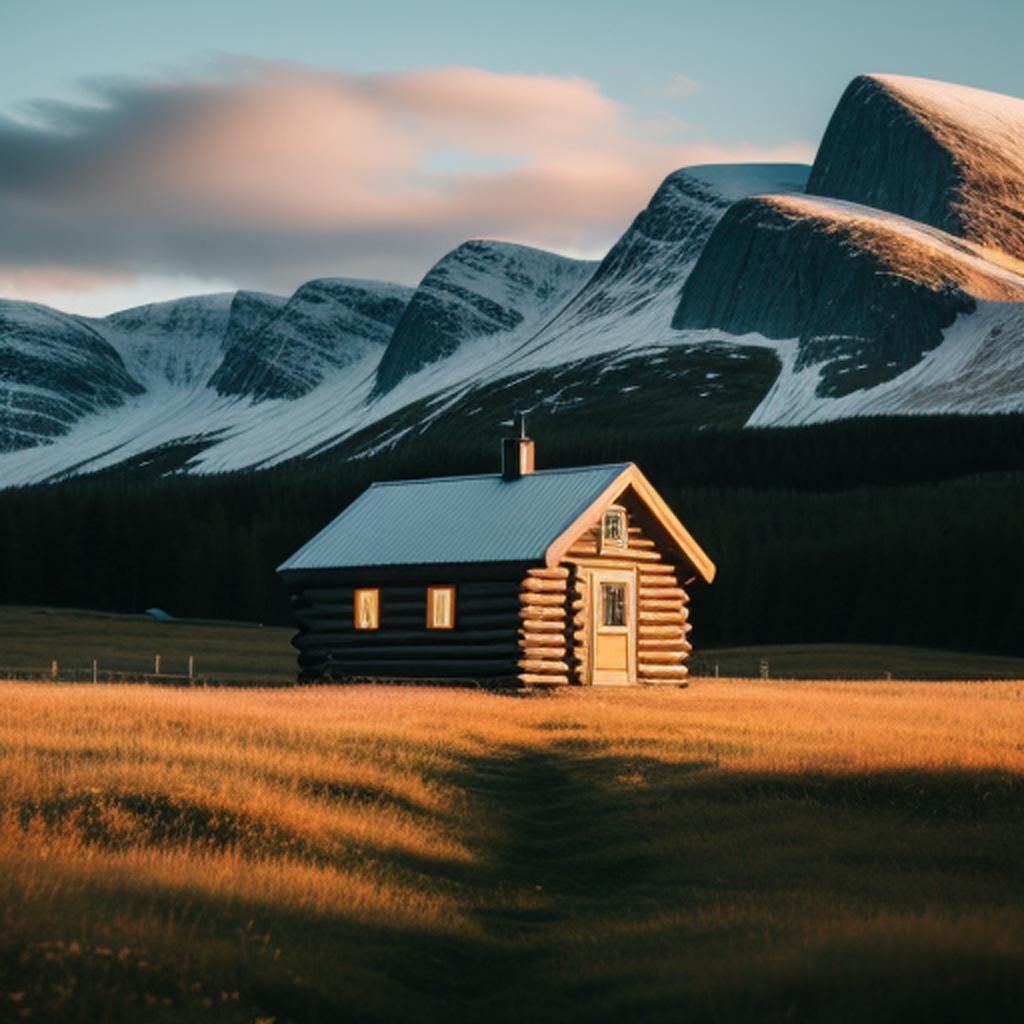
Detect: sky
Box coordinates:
(3, 0, 1023, 315)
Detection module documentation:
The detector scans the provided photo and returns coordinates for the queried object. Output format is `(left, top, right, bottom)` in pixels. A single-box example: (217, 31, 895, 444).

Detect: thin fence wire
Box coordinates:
(0, 657, 294, 688)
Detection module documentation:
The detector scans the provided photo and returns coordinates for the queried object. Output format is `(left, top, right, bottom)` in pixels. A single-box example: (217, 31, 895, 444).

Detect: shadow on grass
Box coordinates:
(0, 864, 504, 1024)
(442, 741, 1024, 1024)
(15, 787, 474, 886)
(689, 768, 1024, 820)
(6, 741, 1024, 1024)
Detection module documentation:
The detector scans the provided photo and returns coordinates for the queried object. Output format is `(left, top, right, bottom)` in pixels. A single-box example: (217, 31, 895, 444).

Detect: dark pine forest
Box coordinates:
(2, 413, 1024, 655)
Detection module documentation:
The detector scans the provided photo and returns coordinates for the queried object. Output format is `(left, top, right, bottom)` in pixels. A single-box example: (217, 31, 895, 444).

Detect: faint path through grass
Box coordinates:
(2, 682, 1022, 1023)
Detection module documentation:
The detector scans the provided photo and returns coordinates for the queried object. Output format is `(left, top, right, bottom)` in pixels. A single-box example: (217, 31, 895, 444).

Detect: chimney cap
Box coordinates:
(505, 410, 528, 437)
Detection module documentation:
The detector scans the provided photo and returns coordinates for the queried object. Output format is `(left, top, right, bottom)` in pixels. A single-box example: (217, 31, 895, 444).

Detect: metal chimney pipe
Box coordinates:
(501, 411, 535, 481)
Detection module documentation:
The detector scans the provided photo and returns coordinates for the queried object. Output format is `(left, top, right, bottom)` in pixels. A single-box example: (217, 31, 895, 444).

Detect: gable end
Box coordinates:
(544, 465, 716, 583)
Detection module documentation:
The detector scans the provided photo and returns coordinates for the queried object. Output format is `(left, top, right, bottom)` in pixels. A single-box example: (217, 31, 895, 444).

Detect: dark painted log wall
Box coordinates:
(280, 564, 530, 682)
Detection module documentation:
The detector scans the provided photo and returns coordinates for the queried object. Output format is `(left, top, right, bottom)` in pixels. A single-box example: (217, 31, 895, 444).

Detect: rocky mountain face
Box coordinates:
(806, 74, 1024, 261)
(2, 72, 1024, 484)
(217, 289, 290, 384)
(372, 241, 595, 394)
(674, 75, 1024, 415)
(480, 164, 809, 373)
(0, 301, 144, 451)
(0, 278, 413, 460)
(673, 194, 1024, 397)
(213, 278, 413, 401)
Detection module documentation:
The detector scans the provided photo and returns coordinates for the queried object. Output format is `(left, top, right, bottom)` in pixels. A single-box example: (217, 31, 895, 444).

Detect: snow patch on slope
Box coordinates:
(101, 293, 234, 389)
(746, 301, 1024, 425)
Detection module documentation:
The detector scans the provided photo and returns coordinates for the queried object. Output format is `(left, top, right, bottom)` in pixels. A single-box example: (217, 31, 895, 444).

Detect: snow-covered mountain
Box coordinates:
(675, 74, 1024, 423)
(0, 300, 145, 451)
(806, 74, 1024, 261)
(2, 72, 1024, 487)
(0, 278, 413, 469)
(373, 241, 596, 394)
(503, 163, 810, 368)
(674, 193, 1024, 399)
(213, 278, 412, 401)
(102, 293, 236, 390)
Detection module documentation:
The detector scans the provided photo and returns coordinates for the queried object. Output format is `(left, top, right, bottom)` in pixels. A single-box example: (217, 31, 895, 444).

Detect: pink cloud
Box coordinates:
(0, 62, 816, 303)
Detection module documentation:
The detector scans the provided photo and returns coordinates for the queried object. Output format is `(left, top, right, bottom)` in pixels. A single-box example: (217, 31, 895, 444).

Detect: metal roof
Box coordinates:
(277, 463, 632, 571)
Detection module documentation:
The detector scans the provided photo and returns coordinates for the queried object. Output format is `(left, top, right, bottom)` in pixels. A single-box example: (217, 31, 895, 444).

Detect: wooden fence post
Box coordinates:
(154, 654, 161, 676)
(92, 659, 98, 684)
(50, 659, 58, 681)
(188, 655, 195, 681)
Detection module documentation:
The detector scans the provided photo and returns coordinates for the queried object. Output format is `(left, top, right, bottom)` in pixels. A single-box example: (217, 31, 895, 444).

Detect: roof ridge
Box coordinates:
(369, 462, 633, 488)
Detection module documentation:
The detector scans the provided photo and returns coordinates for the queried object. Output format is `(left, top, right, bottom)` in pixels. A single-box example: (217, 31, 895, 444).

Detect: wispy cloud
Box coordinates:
(660, 74, 701, 98)
(0, 61, 814, 310)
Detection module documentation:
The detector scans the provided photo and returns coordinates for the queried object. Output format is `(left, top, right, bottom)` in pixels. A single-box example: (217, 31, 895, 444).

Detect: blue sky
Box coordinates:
(4, 0, 1023, 313)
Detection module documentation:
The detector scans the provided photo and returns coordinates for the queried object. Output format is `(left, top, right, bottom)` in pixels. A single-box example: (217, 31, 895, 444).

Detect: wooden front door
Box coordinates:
(590, 569, 636, 684)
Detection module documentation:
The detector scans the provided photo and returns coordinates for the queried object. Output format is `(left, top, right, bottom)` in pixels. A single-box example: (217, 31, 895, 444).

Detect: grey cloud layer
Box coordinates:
(0, 63, 813, 293)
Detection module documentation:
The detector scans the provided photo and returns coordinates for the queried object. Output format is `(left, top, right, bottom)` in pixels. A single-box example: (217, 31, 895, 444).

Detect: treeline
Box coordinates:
(1, 414, 1023, 654)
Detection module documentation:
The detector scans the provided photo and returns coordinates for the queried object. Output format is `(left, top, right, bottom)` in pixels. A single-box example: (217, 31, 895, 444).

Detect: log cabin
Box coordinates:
(277, 418, 716, 686)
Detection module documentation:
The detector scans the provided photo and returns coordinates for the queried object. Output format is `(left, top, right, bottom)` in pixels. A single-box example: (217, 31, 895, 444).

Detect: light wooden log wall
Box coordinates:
(516, 566, 570, 685)
(559, 516, 692, 685)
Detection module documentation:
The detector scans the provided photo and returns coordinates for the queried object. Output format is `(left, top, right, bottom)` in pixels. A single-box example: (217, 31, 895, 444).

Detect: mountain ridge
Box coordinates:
(2, 72, 1024, 487)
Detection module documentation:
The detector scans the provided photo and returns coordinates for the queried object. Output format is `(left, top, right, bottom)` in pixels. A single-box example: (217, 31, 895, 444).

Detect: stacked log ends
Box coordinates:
(518, 658, 569, 673)
(520, 618, 564, 633)
(526, 567, 569, 580)
(517, 605, 563, 620)
(522, 577, 567, 592)
(570, 569, 589, 685)
(521, 632, 564, 647)
(519, 673, 569, 685)
(637, 559, 691, 685)
(518, 592, 565, 606)
(513, 520, 696, 686)
(517, 567, 569, 686)
(639, 663, 689, 681)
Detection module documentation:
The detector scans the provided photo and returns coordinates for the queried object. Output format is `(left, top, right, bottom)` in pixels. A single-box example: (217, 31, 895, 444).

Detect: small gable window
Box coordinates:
(354, 588, 379, 631)
(602, 509, 627, 549)
(426, 586, 456, 630)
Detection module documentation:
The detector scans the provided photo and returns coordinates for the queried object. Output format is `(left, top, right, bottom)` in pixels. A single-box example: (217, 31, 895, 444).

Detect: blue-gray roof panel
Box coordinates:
(277, 463, 631, 571)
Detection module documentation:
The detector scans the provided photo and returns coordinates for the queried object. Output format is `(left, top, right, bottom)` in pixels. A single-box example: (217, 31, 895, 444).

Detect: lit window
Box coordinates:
(601, 583, 626, 627)
(426, 586, 456, 629)
(602, 509, 626, 547)
(354, 588, 379, 630)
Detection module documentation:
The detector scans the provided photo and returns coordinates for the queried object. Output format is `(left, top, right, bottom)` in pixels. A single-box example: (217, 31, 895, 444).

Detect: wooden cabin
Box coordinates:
(277, 419, 716, 686)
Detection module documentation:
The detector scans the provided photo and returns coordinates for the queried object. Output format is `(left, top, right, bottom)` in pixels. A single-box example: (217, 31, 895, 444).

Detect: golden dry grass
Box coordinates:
(1, 680, 1022, 1023)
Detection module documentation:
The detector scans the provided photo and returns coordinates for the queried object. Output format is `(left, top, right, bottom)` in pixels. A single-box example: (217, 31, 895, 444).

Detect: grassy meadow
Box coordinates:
(691, 642, 1024, 680)
(0, 606, 295, 683)
(5, 605, 1024, 684)
(0, 680, 1022, 1023)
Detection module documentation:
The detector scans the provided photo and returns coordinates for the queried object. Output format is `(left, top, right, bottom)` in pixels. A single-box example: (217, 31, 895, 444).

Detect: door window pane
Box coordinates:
(601, 583, 626, 627)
